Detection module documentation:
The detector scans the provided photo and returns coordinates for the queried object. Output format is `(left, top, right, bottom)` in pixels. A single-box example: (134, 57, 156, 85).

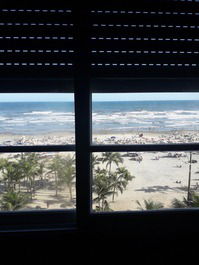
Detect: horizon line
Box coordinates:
(1, 99, 199, 103)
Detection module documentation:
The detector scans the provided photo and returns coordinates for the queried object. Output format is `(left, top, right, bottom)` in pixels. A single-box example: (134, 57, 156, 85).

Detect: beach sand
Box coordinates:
(0, 132, 75, 146)
(93, 130, 199, 145)
(0, 129, 199, 146)
(97, 151, 198, 211)
(92, 131, 199, 211)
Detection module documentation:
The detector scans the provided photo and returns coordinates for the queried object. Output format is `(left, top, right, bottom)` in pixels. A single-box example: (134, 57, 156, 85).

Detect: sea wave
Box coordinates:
(0, 108, 199, 134)
(91, 109, 199, 132)
(92, 110, 199, 123)
(23, 111, 73, 116)
(0, 116, 7, 121)
(23, 111, 53, 115)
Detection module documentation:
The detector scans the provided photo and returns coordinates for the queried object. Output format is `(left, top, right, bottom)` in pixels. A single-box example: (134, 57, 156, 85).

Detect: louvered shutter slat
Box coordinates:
(90, 0, 199, 78)
(0, 6, 74, 79)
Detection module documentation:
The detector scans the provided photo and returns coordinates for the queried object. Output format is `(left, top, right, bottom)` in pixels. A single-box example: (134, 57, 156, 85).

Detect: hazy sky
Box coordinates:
(1, 93, 199, 102)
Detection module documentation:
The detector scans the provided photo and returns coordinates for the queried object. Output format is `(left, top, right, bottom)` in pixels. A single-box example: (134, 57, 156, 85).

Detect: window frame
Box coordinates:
(1, 3, 199, 236)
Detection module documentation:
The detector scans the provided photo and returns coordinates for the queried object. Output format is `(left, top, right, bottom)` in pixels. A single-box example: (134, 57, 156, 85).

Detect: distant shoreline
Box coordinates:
(0, 130, 199, 146)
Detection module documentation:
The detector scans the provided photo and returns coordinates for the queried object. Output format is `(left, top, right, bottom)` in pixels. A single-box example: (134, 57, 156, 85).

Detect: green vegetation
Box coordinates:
(57, 155, 75, 202)
(0, 153, 76, 211)
(136, 199, 164, 210)
(92, 152, 134, 211)
(136, 192, 199, 211)
(47, 155, 63, 197)
(112, 167, 134, 202)
(0, 191, 29, 211)
(102, 152, 124, 175)
(1, 150, 199, 212)
(93, 168, 115, 211)
(172, 192, 199, 208)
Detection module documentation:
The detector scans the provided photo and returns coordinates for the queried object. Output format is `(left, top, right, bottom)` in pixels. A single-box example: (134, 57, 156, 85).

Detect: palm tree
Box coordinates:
(38, 161, 45, 181)
(0, 190, 29, 211)
(0, 158, 7, 171)
(59, 155, 76, 201)
(47, 155, 63, 197)
(172, 192, 199, 208)
(0, 160, 24, 192)
(102, 152, 123, 174)
(37, 160, 46, 188)
(171, 198, 187, 208)
(136, 199, 164, 210)
(191, 192, 199, 207)
(0, 158, 8, 187)
(93, 167, 114, 211)
(92, 154, 100, 169)
(94, 199, 113, 212)
(18, 153, 40, 199)
(111, 167, 134, 202)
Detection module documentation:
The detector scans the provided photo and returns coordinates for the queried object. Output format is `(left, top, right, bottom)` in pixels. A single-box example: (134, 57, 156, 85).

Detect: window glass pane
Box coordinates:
(92, 93, 199, 144)
(0, 93, 74, 146)
(0, 152, 75, 211)
(92, 151, 197, 212)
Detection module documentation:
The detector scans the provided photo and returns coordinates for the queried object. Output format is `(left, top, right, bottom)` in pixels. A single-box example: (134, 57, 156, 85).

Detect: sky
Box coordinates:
(1, 93, 199, 102)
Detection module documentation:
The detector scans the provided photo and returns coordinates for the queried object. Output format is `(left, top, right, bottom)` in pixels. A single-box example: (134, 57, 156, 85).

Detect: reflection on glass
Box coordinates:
(0, 93, 74, 146)
(92, 93, 199, 144)
(0, 152, 75, 211)
(92, 151, 199, 212)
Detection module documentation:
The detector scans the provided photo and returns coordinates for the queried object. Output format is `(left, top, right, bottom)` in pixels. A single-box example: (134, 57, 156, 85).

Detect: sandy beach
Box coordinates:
(93, 130, 199, 145)
(94, 151, 199, 211)
(0, 131, 198, 211)
(92, 131, 199, 211)
(1, 129, 199, 146)
(0, 132, 75, 146)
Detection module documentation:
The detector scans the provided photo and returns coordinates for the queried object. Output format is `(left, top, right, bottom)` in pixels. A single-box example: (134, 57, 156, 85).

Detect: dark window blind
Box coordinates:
(90, 0, 199, 92)
(0, 3, 74, 92)
(1, 1, 199, 92)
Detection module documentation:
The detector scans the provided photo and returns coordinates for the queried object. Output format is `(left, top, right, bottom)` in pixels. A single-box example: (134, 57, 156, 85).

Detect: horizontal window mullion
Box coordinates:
(0, 209, 76, 229)
(0, 144, 75, 153)
(0, 79, 73, 93)
(90, 143, 199, 152)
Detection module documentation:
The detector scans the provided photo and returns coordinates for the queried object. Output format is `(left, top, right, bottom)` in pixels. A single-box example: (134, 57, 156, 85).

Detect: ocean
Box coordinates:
(0, 100, 199, 135)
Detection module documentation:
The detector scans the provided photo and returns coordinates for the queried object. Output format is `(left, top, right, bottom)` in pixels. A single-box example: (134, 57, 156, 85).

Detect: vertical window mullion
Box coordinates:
(74, 6, 92, 228)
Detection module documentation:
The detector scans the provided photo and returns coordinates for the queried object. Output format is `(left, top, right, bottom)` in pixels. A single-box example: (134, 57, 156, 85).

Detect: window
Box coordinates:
(92, 93, 199, 145)
(92, 93, 199, 212)
(0, 94, 75, 146)
(0, 93, 75, 212)
(1, 0, 199, 233)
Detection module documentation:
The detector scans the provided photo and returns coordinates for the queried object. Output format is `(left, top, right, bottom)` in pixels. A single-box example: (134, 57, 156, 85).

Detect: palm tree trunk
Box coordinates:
(25, 177, 29, 192)
(30, 179, 33, 200)
(109, 163, 112, 176)
(69, 185, 73, 201)
(55, 172, 58, 197)
(102, 198, 104, 211)
(112, 186, 116, 202)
